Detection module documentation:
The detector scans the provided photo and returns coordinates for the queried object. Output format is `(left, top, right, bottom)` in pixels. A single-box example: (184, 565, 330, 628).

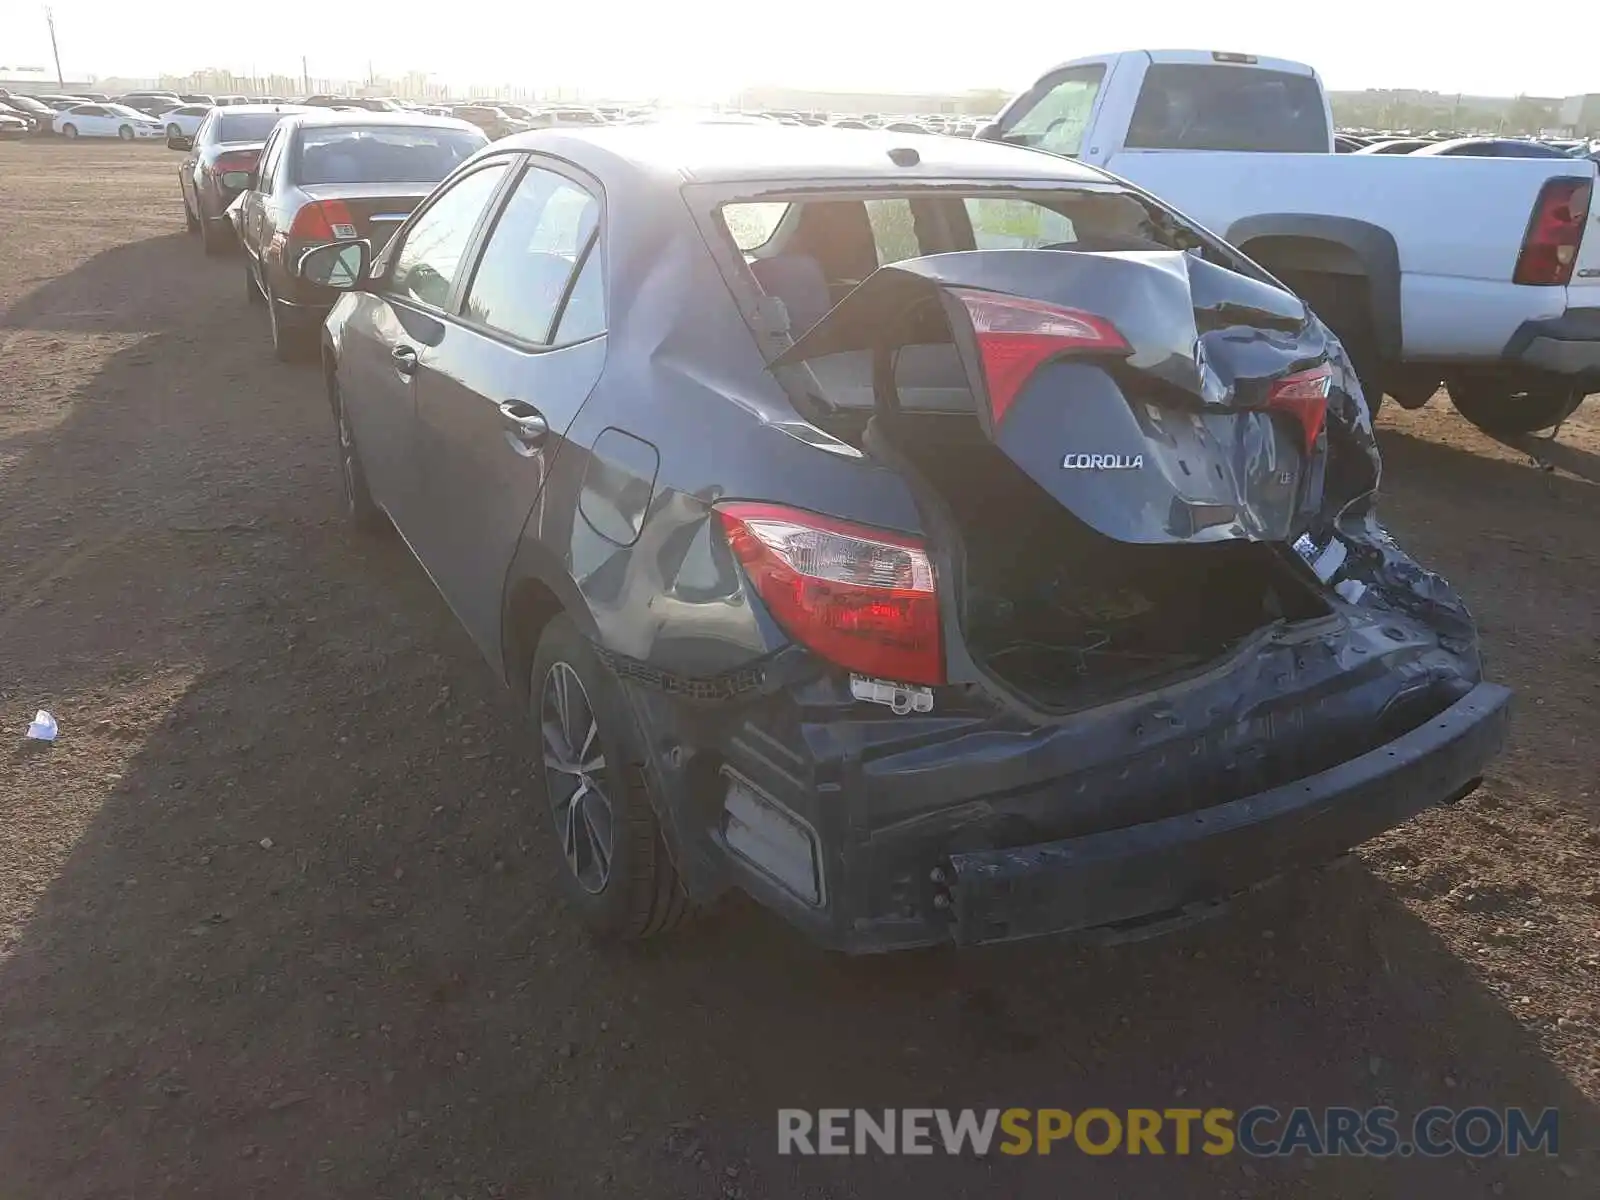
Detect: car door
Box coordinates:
(72, 105, 108, 135)
(409, 157, 607, 667)
(182, 111, 212, 210)
(243, 127, 286, 263)
(337, 158, 514, 538)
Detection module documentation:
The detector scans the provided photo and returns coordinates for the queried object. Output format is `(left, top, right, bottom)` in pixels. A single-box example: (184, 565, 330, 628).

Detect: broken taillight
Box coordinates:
(948, 287, 1131, 424)
(1513, 179, 1590, 287)
(1265, 364, 1332, 455)
(716, 502, 943, 685)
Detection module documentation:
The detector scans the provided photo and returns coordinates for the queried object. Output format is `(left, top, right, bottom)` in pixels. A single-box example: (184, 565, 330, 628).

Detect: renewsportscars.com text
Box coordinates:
(777, 1106, 1559, 1158)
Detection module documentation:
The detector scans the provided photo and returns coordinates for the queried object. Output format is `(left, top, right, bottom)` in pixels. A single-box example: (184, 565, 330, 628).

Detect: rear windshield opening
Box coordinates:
(296, 127, 485, 185)
(1125, 64, 1328, 153)
(715, 187, 1212, 434)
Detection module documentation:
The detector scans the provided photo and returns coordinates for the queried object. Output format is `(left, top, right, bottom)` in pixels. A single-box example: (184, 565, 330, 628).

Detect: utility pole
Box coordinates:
(44, 6, 65, 89)
(301, 55, 309, 96)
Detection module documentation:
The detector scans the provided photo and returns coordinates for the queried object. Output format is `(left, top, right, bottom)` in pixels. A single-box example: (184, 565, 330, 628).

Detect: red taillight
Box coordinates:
(1265, 364, 1332, 455)
(948, 286, 1130, 423)
(289, 199, 358, 241)
(716, 502, 943, 685)
(1514, 179, 1591, 286)
(210, 149, 258, 175)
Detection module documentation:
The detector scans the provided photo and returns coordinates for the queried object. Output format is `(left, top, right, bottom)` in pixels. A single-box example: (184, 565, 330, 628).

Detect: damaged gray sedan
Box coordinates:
(304, 126, 1510, 952)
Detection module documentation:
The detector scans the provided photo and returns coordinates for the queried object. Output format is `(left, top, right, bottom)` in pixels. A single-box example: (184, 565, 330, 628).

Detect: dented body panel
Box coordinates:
(328, 127, 1508, 952)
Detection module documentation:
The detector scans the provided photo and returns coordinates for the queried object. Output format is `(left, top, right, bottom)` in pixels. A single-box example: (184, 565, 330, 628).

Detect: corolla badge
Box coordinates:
(1062, 453, 1144, 470)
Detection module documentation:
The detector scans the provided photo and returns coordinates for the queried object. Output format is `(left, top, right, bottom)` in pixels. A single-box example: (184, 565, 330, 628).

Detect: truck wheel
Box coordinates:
(1446, 376, 1586, 436)
(530, 614, 692, 941)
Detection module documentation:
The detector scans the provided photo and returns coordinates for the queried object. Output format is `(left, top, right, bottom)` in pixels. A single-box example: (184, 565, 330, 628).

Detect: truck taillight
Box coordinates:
(289, 199, 359, 242)
(716, 502, 943, 685)
(1513, 179, 1591, 286)
(948, 287, 1131, 424)
(1265, 364, 1332, 454)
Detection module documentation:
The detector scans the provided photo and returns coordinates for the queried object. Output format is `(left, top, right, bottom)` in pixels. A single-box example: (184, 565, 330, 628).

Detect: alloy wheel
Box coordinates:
(540, 661, 614, 894)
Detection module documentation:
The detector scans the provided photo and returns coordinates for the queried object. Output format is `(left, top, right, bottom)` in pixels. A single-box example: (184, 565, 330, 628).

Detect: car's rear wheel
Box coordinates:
(61, 124, 77, 138)
(330, 379, 387, 533)
(118, 125, 134, 141)
(265, 281, 312, 362)
(183, 193, 200, 233)
(1446, 375, 1587, 436)
(199, 215, 225, 255)
(531, 615, 691, 940)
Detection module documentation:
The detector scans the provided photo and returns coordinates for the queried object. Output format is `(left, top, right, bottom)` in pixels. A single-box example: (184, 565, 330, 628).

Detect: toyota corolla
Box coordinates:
(300, 126, 1510, 952)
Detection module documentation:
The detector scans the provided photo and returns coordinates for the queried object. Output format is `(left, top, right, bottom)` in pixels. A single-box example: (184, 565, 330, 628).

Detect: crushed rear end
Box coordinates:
(639, 243, 1510, 952)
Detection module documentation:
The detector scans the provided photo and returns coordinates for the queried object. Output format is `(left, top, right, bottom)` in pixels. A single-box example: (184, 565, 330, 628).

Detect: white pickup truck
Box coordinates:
(981, 49, 1600, 434)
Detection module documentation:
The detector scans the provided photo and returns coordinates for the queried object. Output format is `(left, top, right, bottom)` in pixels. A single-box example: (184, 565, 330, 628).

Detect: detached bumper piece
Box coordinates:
(944, 682, 1511, 947)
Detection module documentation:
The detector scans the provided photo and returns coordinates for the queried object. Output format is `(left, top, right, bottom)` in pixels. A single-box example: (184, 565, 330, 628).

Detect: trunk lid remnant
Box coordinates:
(773, 248, 1358, 545)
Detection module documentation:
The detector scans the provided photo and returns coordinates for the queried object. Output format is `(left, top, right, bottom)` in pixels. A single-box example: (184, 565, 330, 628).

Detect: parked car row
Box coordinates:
(160, 101, 1508, 953)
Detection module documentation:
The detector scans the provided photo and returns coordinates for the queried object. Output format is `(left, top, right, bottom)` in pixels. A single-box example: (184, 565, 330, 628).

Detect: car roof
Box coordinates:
(216, 104, 312, 116)
(491, 124, 1113, 186)
(283, 108, 481, 131)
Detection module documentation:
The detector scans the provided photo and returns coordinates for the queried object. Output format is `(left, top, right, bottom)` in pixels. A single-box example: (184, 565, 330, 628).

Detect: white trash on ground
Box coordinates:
(26, 710, 58, 741)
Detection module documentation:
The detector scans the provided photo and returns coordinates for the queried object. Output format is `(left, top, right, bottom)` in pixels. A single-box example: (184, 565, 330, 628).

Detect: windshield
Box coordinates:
(217, 112, 290, 142)
(1126, 64, 1328, 153)
(108, 105, 153, 119)
(294, 126, 486, 184)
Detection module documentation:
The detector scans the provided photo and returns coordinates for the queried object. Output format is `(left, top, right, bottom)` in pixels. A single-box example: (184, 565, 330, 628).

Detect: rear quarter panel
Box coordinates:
(1104, 151, 1599, 357)
(502, 194, 924, 685)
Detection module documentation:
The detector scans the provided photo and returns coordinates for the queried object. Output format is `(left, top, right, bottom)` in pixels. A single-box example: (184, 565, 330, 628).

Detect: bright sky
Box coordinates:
(8, 1, 1595, 99)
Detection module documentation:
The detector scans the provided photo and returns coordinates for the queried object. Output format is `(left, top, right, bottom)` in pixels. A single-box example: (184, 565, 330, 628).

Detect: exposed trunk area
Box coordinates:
(875, 412, 1333, 708)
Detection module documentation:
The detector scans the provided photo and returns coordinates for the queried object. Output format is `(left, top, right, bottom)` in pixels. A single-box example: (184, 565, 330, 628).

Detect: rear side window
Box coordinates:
(1000, 65, 1105, 158)
(462, 165, 602, 344)
(1126, 64, 1327, 153)
(387, 162, 509, 308)
(724, 202, 789, 250)
(864, 198, 920, 265)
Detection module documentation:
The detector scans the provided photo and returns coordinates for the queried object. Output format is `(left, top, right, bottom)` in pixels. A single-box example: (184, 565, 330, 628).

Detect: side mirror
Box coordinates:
(297, 240, 372, 290)
(973, 121, 1003, 142)
(167, 134, 192, 151)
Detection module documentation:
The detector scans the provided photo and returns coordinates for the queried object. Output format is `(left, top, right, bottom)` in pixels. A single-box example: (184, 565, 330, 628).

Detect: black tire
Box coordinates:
(265, 282, 312, 362)
(199, 216, 225, 255)
(1446, 376, 1586, 436)
(167, 123, 181, 139)
(118, 125, 134, 141)
(530, 615, 691, 941)
(62, 124, 77, 139)
(245, 260, 262, 303)
(330, 378, 388, 534)
(183, 193, 200, 233)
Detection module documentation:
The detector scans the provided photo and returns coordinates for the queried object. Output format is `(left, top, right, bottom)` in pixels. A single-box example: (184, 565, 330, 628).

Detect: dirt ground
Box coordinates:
(1, 140, 1597, 1199)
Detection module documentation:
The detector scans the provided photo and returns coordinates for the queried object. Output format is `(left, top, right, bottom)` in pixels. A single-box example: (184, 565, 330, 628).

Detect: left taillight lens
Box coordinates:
(289, 199, 359, 242)
(948, 286, 1131, 424)
(1265, 364, 1333, 454)
(212, 149, 258, 175)
(716, 502, 943, 685)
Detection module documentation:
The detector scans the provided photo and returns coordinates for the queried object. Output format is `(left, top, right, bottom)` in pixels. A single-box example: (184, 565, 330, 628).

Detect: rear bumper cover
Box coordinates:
(944, 682, 1509, 946)
(1504, 308, 1600, 377)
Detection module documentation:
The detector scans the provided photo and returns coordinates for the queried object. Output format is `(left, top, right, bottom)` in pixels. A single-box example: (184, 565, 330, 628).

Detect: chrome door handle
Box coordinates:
(498, 401, 548, 447)
(390, 344, 418, 376)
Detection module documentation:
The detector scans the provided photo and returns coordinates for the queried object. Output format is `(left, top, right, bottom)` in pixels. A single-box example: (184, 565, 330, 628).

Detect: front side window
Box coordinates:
(1125, 64, 1327, 153)
(387, 162, 509, 309)
(463, 165, 602, 344)
(1000, 65, 1106, 158)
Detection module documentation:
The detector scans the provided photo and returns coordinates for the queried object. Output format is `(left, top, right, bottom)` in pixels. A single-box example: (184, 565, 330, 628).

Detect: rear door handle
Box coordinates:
(498, 401, 549, 450)
(391, 344, 418, 376)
